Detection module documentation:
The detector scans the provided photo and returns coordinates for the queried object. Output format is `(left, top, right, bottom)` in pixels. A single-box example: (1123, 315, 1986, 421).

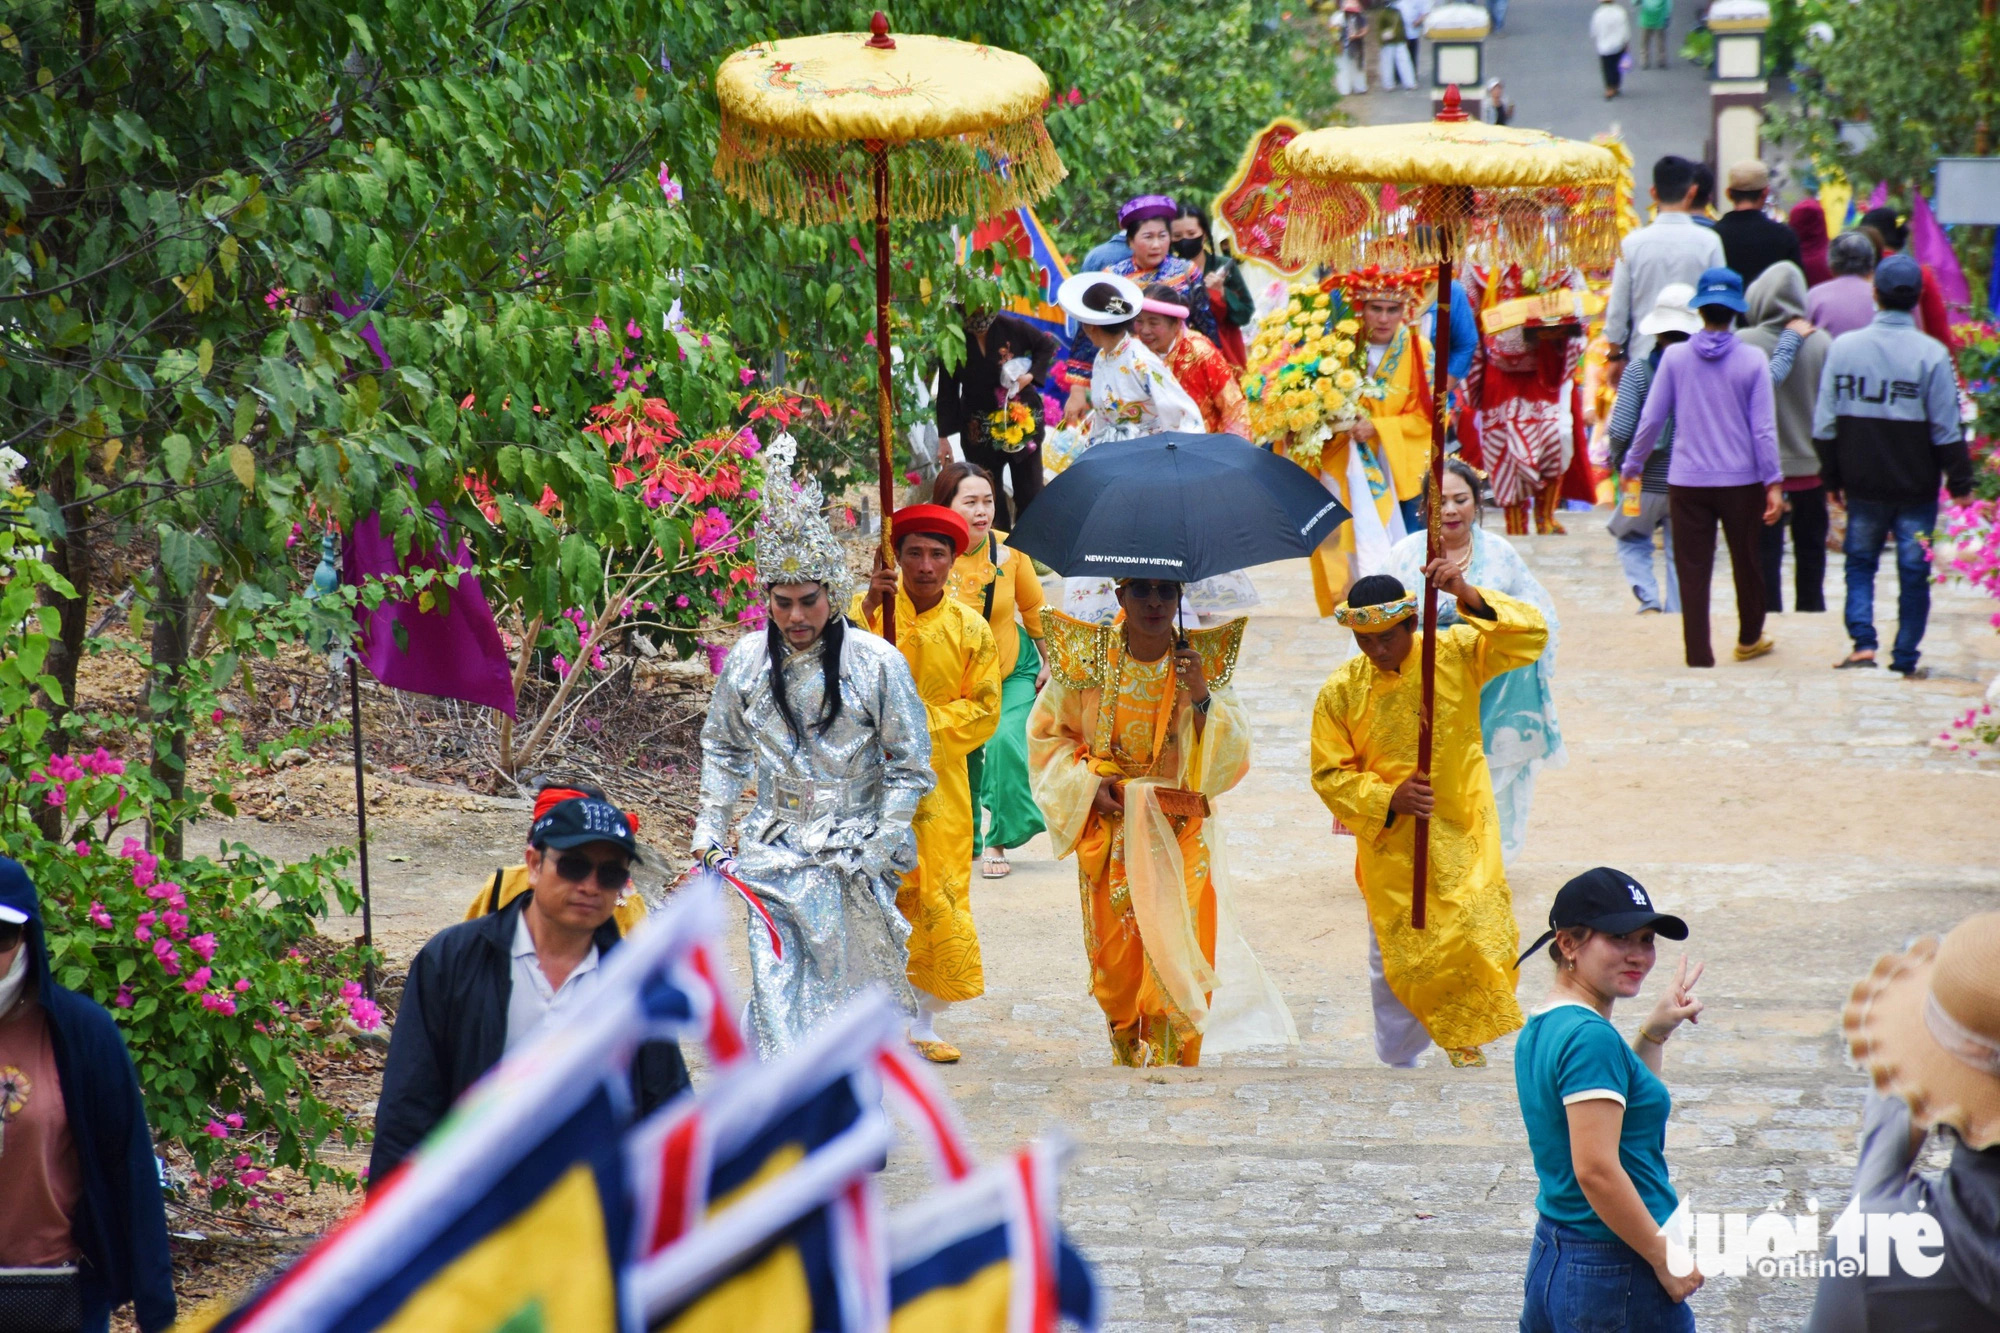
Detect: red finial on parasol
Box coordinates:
(1435, 83, 1469, 122)
(865, 11, 896, 48)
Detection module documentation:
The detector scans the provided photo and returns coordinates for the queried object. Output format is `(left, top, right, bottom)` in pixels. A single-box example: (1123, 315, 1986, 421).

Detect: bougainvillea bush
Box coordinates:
(1, 523, 374, 1207)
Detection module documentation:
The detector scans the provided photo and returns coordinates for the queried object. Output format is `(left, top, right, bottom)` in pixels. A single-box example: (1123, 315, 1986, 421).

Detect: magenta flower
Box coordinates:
(190, 932, 217, 961)
(240, 1168, 268, 1186)
(74, 839, 92, 857)
(658, 163, 683, 203)
(234, 1154, 252, 1170)
(234, 978, 251, 994)
(349, 997, 384, 1031)
(183, 965, 213, 993)
(114, 985, 133, 1008)
(45, 788, 65, 807)
(133, 923, 152, 944)
(205, 1120, 229, 1139)
(200, 993, 237, 1016)
(738, 366, 758, 386)
(88, 901, 113, 930)
(225, 1112, 244, 1129)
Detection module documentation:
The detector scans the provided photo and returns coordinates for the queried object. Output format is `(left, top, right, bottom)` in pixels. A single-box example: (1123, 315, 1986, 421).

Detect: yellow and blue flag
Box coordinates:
(886, 1142, 1098, 1333)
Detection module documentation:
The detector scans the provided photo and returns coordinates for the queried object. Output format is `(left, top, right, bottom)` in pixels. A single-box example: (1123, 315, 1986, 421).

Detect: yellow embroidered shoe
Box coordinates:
(911, 1039, 962, 1065)
(1733, 636, 1775, 662)
(1446, 1046, 1488, 1069)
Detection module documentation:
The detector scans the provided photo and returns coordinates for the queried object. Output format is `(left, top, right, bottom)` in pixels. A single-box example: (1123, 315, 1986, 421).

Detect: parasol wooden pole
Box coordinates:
(870, 138, 898, 644)
(1411, 86, 1472, 931)
(1411, 253, 1452, 932)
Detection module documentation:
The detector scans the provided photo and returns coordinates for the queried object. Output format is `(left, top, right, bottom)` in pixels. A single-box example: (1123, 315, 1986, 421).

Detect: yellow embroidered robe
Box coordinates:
(1301, 326, 1436, 616)
(856, 590, 1001, 1001)
(1026, 613, 1248, 1066)
(1308, 588, 1546, 1050)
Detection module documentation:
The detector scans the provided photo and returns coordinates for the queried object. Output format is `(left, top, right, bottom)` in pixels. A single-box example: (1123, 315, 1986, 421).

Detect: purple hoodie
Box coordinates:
(1623, 329, 1781, 488)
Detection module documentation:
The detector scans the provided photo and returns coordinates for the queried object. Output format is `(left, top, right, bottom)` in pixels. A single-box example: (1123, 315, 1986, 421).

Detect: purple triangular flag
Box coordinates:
(1906, 193, 1971, 314)
(345, 513, 518, 717)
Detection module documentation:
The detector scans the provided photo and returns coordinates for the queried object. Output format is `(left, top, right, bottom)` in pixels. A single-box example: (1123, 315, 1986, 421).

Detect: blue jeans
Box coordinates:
(1842, 499, 1938, 673)
(1488, 0, 1508, 29)
(1521, 1217, 1695, 1333)
(1617, 522, 1680, 612)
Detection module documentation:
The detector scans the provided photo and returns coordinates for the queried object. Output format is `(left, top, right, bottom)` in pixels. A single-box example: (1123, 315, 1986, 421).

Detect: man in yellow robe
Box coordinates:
(857, 504, 1001, 1063)
(1305, 270, 1437, 617)
(1309, 563, 1546, 1068)
(1027, 578, 1295, 1067)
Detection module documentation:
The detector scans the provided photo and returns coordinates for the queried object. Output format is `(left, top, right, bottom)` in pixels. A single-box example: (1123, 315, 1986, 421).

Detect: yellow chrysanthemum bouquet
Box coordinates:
(1238, 283, 1380, 474)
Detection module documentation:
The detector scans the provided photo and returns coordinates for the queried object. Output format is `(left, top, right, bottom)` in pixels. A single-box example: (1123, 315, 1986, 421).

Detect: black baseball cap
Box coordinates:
(529, 795, 638, 859)
(1516, 866, 1688, 968)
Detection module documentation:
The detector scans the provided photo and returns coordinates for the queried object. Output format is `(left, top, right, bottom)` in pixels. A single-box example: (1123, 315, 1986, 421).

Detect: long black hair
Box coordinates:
(766, 603, 845, 745)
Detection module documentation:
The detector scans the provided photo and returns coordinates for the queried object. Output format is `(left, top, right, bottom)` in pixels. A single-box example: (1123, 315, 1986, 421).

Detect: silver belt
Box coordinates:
(761, 771, 881, 824)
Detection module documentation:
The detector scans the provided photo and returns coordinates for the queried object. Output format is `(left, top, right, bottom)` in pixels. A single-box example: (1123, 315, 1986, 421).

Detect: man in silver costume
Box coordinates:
(695, 437, 935, 1057)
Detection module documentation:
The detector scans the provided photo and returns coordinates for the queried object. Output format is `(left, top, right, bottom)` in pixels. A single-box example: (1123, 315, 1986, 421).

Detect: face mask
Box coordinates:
(0, 941, 28, 1021)
(1171, 237, 1205, 261)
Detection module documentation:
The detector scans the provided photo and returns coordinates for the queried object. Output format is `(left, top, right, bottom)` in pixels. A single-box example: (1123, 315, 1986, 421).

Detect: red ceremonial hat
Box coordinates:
(891, 504, 971, 557)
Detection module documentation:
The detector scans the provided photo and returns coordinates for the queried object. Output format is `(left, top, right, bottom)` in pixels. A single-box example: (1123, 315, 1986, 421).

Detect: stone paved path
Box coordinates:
(910, 531, 2000, 1332)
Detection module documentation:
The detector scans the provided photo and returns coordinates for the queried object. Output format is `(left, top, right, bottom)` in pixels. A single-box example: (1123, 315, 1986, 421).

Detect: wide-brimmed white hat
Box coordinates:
(1845, 911, 2000, 1148)
(1057, 272, 1144, 326)
(1637, 281, 1702, 338)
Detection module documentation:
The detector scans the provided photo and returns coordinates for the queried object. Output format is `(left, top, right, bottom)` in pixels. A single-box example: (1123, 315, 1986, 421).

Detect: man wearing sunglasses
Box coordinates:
(370, 792, 689, 1187)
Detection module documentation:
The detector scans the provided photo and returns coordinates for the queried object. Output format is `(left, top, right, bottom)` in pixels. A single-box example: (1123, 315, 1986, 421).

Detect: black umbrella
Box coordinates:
(1007, 432, 1350, 583)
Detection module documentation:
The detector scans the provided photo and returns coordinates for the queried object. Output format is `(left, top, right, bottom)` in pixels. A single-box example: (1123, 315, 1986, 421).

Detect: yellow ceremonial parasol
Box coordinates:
(1278, 89, 1621, 929)
(713, 13, 1066, 641)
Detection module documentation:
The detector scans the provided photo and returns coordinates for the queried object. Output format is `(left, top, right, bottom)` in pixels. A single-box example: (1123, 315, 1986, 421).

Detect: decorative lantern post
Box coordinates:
(1425, 4, 1493, 120)
(1707, 0, 1772, 170)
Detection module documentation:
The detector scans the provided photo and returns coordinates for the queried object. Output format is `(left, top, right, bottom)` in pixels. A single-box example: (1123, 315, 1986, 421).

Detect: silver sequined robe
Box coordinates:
(697, 627, 935, 1057)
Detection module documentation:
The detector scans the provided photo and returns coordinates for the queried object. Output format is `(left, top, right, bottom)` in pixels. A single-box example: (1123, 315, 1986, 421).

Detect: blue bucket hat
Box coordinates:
(1691, 266, 1748, 315)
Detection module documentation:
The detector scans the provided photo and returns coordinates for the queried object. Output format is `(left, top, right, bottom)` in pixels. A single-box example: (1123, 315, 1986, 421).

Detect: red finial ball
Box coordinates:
(1435, 83, 1469, 122)
(865, 11, 896, 48)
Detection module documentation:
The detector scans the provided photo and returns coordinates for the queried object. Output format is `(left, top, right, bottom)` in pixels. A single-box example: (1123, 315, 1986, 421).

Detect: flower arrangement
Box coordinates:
(984, 398, 1039, 452)
(1240, 282, 1379, 473)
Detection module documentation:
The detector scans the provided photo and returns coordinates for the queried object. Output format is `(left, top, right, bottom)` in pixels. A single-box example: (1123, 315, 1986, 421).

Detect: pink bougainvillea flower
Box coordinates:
(225, 1112, 245, 1129)
(74, 839, 93, 857)
(240, 1168, 268, 1186)
(738, 366, 758, 386)
(201, 993, 237, 1016)
(211, 708, 226, 724)
(234, 1154, 252, 1170)
(45, 788, 65, 807)
(234, 977, 252, 994)
(88, 901, 112, 929)
(658, 163, 683, 203)
(133, 923, 153, 944)
(190, 932, 217, 961)
(183, 965, 213, 993)
(205, 1120, 230, 1139)
(114, 985, 133, 1008)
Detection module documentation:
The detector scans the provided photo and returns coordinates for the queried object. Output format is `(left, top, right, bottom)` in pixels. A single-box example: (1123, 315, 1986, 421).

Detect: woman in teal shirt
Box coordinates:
(1515, 867, 1707, 1332)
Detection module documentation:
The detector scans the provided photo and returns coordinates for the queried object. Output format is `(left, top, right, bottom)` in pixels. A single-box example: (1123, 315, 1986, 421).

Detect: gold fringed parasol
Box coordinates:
(714, 14, 1066, 641)
(1277, 88, 1621, 930)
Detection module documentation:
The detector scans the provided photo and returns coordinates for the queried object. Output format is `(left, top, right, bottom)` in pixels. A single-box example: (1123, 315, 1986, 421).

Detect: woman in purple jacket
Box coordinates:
(1620, 268, 1784, 669)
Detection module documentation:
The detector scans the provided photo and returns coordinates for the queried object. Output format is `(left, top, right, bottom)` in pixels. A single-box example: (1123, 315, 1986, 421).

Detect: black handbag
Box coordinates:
(0, 1265, 83, 1333)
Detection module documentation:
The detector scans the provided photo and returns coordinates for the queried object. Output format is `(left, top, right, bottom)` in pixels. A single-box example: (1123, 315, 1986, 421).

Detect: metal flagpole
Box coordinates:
(347, 657, 376, 999)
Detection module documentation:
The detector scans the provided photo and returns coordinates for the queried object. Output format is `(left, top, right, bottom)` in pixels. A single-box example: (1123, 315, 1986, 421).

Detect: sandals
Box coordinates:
(980, 850, 1012, 880)
(910, 1039, 961, 1064)
(1446, 1046, 1488, 1068)
(1733, 637, 1775, 662)
(1834, 653, 1878, 669)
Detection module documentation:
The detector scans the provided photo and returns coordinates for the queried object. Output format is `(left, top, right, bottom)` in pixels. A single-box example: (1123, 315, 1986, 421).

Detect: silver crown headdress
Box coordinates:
(753, 433, 853, 606)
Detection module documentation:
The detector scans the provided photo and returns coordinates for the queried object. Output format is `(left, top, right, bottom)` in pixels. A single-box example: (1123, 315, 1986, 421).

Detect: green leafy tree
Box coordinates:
(1775, 0, 1998, 190)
